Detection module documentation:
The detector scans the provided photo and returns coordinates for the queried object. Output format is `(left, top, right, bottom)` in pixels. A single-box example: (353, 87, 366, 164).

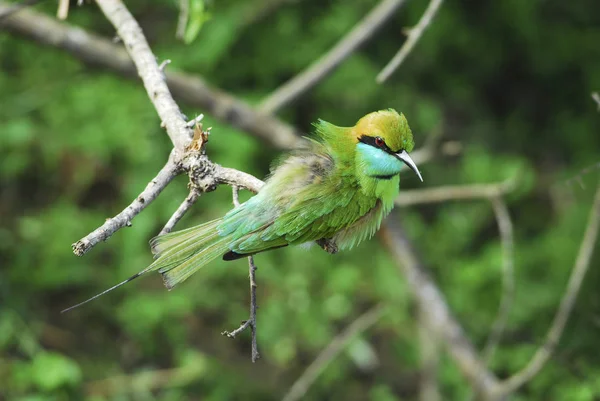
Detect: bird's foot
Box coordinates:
(317, 238, 338, 254)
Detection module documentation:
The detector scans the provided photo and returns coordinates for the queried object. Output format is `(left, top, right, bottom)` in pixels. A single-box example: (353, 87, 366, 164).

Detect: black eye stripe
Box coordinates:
(358, 135, 400, 155)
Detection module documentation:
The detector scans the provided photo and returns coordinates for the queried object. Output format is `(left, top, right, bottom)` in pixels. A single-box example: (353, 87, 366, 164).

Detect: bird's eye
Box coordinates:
(375, 137, 385, 148)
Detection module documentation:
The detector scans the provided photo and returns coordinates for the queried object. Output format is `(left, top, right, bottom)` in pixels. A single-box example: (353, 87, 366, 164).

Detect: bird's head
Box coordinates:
(353, 109, 423, 181)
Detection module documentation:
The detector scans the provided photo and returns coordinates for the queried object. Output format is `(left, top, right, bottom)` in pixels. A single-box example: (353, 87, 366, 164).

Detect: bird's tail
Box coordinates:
(149, 218, 230, 289)
(62, 218, 229, 313)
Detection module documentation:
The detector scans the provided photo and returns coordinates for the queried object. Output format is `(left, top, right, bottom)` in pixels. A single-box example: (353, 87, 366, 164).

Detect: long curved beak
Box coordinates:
(396, 150, 423, 182)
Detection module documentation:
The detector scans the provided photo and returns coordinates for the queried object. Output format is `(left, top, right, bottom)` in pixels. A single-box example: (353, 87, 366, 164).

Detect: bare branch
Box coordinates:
(0, 2, 302, 149)
(72, 158, 179, 256)
(282, 304, 385, 401)
(67, 0, 269, 257)
(214, 166, 265, 193)
(221, 186, 260, 363)
(258, 0, 407, 114)
(418, 304, 441, 401)
(592, 91, 600, 111)
(185, 113, 204, 127)
(379, 215, 500, 396)
(159, 189, 200, 235)
(493, 182, 600, 398)
(175, 0, 189, 40)
(377, 0, 443, 83)
(395, 178, 516, 207)
(482, 197, 515, 363)
(57, 0, 69, 20)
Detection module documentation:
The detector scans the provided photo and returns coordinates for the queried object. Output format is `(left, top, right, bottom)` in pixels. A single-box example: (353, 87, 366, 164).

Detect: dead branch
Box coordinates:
(175, 0, 189, 40)
(592, 91, 600, 110)
(418, 304, 441, 401)
(258, 0, 407, 114)
(377, 0, 444, 83)
(379, 215, 500, 397)
(221, 186, 260, 363)
(282, 304, 385, 401)
(72, 156, 179, 256)
(482, 197, 515, 363)
(492, 182, 600, 398)
(57, 0, 69, 20)
(160, 189, 200, 235)
(395, 178, 516, 206)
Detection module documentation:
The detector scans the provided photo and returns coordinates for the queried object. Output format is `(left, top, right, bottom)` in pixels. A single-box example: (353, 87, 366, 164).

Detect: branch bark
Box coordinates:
(72, 157, 179, 256)
(282, 304, 385, 401)
(395, 178, 516, 207)
(379, 214, 500, 397)
(377, 0, 444, 83)
(492, 182, 600, 398)
(482, 197, 515, 363)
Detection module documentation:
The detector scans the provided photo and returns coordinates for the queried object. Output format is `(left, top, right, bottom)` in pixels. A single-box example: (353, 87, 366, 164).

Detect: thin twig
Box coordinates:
(564, 162, 600, 189)
(215, 166, 265, 193)
(221, 186, 260, 362)
(418, 304, 441, 401)
(175, 0, 189, 40)
(69, 1, 268, 257)
(592, 92, 600, 111)
(282, 304, 385, 401)
(186, 113, 204, 128)
(493, 182, 600, 398)
(379, 215, 499, 396)
(258, 0, 407, 114)
(0, 1, 301, 149)
(482, 197, 515, 363)
(72, 159, 179, 256)
(395, 178, 516, 206)
(57, 0, 69, 19)
(377, 0, 443, 83)
(159, 189, 200, 235)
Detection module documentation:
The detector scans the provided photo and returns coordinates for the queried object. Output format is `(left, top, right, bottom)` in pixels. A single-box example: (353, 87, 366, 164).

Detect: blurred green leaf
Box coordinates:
(31, 352, 82, 391)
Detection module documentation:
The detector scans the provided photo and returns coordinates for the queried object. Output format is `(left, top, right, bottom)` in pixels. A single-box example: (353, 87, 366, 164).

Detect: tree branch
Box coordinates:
(221, 186, 261, 363)
(377, 0, 443, 83)
(492, 182, 600, 398)
(0, 1, 301, 149)
(258, 0, 407, 114)
(282, 304, 385, 401)
(395, 178, 516, 207)
(379, 215, 500, 397)
(175, 0, 189, 40)
(72, 157, 179, 256)
(159, 188, 200, 235)
(482, 197, 515, 363)
(592, 91, 600, 111)
(418, 303, 441, 401)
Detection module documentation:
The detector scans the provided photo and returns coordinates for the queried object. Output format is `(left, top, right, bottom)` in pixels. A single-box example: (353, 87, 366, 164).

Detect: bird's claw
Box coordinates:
(317, 238, 338, 254)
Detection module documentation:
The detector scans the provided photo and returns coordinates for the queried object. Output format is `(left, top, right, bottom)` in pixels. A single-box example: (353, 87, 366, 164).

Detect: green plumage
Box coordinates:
(149, 109, 421, 289)
(63, 109, 422, 311)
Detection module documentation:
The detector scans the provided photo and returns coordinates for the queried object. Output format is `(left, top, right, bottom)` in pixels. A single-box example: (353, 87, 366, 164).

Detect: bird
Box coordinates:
(63, 109, 422, 312)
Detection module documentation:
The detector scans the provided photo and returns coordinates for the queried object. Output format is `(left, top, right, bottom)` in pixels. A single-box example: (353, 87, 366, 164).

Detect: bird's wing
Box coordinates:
(218, 147, 378, 255)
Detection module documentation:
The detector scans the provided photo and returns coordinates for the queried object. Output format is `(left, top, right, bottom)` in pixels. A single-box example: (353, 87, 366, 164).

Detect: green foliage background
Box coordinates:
(1, 0, 600, 399)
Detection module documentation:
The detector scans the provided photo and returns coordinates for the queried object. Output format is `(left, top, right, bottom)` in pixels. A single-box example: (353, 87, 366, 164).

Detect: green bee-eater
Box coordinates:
(64, 109, 422, 311)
